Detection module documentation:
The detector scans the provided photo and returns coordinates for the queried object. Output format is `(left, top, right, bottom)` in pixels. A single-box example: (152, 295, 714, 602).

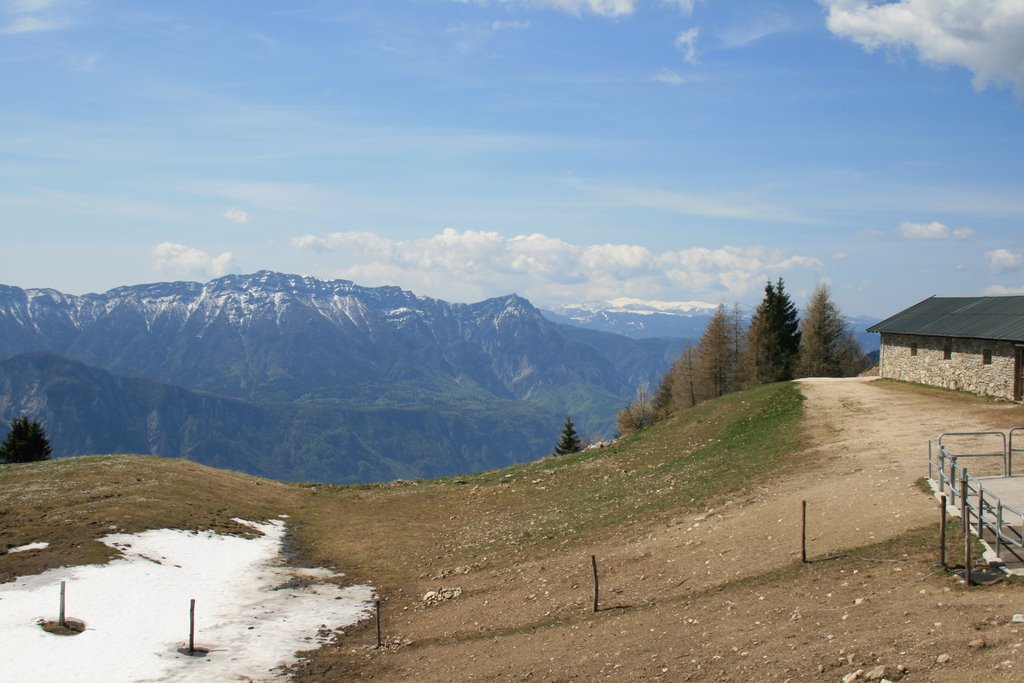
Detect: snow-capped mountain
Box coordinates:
(543, 298, 722, 339)
(0, 272, 684, 481)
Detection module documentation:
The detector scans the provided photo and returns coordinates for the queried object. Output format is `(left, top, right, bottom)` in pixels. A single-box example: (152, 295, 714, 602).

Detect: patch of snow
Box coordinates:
(6, 541, 49, 554)
(603, 297, 718, 315)
(0, 519, 374, 682)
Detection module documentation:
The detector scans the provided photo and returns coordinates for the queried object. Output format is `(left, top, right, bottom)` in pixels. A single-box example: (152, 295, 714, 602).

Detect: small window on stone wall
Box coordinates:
(943, 339, 952, 360)
(910, 343, 918, 356)
(983, 349, 992, 365)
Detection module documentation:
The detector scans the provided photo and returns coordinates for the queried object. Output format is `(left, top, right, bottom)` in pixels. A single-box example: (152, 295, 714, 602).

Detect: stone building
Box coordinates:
(868, 296, 1024, 400)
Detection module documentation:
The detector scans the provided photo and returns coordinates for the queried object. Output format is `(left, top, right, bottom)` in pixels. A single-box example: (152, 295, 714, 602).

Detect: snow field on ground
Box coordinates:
(0, 519, 375, 682)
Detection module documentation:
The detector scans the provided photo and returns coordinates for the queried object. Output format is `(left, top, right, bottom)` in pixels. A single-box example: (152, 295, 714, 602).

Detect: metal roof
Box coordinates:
(867, 296, 1024, 342)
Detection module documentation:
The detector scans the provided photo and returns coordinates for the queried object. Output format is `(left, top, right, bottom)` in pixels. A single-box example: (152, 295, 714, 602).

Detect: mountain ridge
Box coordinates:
(0, 272, 684, 481)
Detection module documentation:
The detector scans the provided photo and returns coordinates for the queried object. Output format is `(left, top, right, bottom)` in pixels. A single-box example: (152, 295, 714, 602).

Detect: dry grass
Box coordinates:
(0, 455, 299, 582)
(39, 618, 86, 636)
(2, 383, 804, 593)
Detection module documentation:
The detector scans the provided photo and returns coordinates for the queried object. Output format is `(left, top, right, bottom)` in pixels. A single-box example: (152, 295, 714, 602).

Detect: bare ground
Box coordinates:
(294, 379, 1024, 682)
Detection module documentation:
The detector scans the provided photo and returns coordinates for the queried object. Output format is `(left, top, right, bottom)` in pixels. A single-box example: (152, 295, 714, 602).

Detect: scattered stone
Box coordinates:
(864, 664, 888, 680)
(968, 638, 986, 649)
(422, 586, 463, 606)
(936, 653, 951, 664)
(372, 636, 413, 652)
(1013, 614, 1024, 624)
(842, 669, 863, 683)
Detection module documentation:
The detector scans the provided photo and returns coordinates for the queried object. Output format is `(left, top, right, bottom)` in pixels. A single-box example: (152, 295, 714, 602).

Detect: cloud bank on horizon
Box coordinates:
(290, 228, 824, 307)
(1, 0, 1022, 315)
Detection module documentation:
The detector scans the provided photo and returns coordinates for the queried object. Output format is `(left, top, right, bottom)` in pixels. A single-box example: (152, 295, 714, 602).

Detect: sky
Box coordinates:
(1, 0, 1022, 317)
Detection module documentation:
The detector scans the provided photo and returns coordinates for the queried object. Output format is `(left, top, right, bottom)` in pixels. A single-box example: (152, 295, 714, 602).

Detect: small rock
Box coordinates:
(968, 638, 986, 649)
(936, 653, 951, 664)
(864, 665, 888, 680)
(842, 669, 864, 683)
(1013, 614, 1024, 623)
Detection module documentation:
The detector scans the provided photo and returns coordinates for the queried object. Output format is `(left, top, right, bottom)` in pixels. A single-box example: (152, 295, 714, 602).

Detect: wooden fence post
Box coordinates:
(375, 599, 382, 649)
(59, 581, 66, 628)
(591, 555, 599, 613)
(189, 599, 196, 653)
(801, 500, 808, 563)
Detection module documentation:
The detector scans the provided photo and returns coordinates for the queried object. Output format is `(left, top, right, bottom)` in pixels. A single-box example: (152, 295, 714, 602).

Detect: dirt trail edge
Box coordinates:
(298, 378, 1024, 682)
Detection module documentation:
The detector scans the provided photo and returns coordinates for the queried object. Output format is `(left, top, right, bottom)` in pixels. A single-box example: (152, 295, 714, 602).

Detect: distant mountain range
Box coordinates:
(543, 299, 880, 352)
(0, 272, 685, 482)
(542, 298, 720, 339)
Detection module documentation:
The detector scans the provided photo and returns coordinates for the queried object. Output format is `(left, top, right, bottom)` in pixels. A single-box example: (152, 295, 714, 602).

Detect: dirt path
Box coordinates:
(300, 379, 1024, 682)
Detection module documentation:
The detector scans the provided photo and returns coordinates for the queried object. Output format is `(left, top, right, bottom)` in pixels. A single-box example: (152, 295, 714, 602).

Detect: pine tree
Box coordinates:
(554, 415, 582, 455)
(666, 346, 699, 412)
(744, 278, 801, 384)
(796, 283, 848, 378)
(729, 303, 748, 390)
(694, 305, 740, 399)
(0, 416, 53, 464)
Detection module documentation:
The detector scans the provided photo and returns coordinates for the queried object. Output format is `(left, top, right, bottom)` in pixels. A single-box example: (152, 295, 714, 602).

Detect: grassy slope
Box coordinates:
(1, 381, 805, 589)
(0, 456, 301, 582)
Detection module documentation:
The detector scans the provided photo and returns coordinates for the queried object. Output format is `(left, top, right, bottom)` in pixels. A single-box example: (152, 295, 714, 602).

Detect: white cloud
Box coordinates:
(658, 246, 823, 298)
(717, 11, 794, 48)
(822, 0, 1024, 94)
(674, 27, 700, 63)
(2, 0, 71, 34)
(565, 175, 800, 222)
(985, 284, 1024, 295)
(152, 243, 235, 277)
(224, 208, 249, 224)
(10, 0, 60, 11)
(832, 252, 849, 261)
(1, 13, 69, 33)
(458, 0, 699, 17)
(525, 0, 637, 16)
(899, 221, 974, 240)
(291, 229, 822, 306)
(985, 248, 1024, 273)
(653, 68, 686, 85)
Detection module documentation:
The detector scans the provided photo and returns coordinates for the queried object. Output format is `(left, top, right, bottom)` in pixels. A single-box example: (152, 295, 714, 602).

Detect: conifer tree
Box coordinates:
(554, 415, 582, 455)
(667, 346, 699, 412)
(796, 283, 848, 378)
(744, 278, 801, 384)
(729, 303, 748, 390)
(1, 416, 53, 464)
(694, 305, 740, 399)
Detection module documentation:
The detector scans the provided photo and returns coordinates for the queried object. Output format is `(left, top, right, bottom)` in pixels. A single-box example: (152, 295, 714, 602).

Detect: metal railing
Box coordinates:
(929, 431, 1024, 557)
(1010, 428, 1024, 476)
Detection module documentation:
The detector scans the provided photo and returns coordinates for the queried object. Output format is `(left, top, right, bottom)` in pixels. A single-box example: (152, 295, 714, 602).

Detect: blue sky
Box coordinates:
(1, 0, 1022, 317)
